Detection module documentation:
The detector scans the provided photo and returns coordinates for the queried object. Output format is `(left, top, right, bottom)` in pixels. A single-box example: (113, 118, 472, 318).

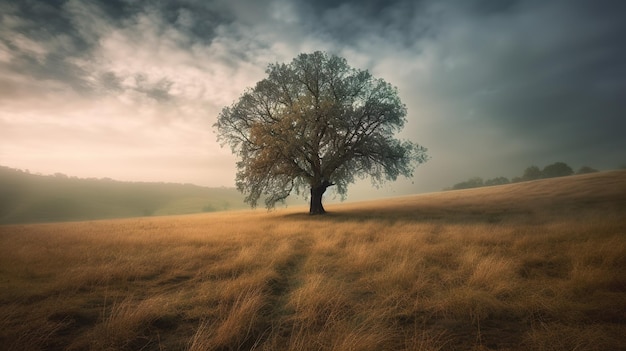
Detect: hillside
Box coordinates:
(324, 169, 626, 220)
(1, 170, 625, 350)
(2, 166, 625, 225)
(0, 166, 248, 224)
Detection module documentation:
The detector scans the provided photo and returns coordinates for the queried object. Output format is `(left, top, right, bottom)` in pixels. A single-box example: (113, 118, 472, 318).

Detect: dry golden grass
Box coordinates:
(1, 170, 625, 350)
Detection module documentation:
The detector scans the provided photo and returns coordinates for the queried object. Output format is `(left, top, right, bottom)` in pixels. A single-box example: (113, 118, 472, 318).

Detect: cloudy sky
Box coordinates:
(1, 0, 625, 200)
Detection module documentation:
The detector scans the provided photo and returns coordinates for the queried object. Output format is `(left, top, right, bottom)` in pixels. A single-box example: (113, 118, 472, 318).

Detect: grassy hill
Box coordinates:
(1, 170, 625, 350)
(0, 166, 248, 224)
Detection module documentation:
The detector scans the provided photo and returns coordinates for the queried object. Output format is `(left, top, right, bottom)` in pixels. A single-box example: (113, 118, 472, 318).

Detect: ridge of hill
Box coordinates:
(324, 169, 626, 221)
(1, 170, 625, 350)
(2, 166, 624, 225)
(0, 166, 247, 224)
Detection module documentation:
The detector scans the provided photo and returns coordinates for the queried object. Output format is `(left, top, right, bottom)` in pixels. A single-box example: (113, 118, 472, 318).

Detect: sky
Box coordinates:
(1, 0, 625, 201)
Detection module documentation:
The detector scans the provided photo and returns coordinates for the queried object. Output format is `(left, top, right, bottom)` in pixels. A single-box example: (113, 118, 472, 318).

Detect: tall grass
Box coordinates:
(1, 171, 625, 350)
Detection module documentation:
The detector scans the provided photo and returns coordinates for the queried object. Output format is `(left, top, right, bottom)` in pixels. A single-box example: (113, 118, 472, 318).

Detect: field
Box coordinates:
(1, 171, 625, 350)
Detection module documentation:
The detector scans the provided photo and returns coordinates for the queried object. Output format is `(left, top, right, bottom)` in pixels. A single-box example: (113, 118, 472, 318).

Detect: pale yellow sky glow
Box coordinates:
(1, 0, 625, 198)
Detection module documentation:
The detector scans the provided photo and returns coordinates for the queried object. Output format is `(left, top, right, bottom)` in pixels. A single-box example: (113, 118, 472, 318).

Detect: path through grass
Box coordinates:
(1, 171, 625, 350)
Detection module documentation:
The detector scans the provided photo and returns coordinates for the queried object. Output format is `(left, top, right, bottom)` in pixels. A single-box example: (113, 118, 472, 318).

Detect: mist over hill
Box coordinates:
(0, 166, 248, 224)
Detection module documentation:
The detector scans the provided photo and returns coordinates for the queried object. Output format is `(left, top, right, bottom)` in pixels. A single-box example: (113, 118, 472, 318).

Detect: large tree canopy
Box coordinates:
(215, 51, 428, 214)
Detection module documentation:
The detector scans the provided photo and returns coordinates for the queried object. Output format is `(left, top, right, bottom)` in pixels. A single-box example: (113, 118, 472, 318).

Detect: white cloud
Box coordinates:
(2, 0, 624, 194)
(1, 1, 291, 186)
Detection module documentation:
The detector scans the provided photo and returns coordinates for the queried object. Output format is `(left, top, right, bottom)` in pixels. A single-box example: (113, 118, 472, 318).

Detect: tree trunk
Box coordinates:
(309, 181, 333, 215)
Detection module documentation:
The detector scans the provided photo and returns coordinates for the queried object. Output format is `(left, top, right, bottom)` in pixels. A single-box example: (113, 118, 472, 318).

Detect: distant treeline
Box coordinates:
(0, 166, 248, 224)
(446, 162, 598, 191)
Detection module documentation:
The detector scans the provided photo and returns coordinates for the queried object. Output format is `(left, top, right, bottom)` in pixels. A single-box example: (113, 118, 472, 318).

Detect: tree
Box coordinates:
(215, 51, 428, 214)
(484, 176, 510, 186)
(542, 162, 573, 178)
(576, 166, 598, 174)
(452, 177, 483, 190)
(522, 166, 542, 181)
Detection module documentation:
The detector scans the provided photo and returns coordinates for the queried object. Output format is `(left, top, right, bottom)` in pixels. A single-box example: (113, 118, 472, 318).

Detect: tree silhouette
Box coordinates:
(485, 176, 510, 186)
(576, 166, 598, 174)
(215, 52, 428, 214)
(452, 177, 484, 190)
(542, 162, 573, 178)
(522, 166, 542, 181)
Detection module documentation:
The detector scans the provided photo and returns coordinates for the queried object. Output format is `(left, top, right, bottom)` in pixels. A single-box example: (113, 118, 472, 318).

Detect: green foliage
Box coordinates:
(484, 176, 510, 186)
(522, 165, 542, 181)
(447, 162, 594, 191)
(215, 51, 428, 210)
(0, 166, 246, 224)
(576, 165, 598, 174)
(452, 177, 483, 190)
(541, 162, 574, 178)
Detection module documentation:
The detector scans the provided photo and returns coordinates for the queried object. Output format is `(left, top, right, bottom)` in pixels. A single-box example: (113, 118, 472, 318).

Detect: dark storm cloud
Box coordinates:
(328, 0, 626, 173)
(2, 0, 625, 192)
(286, 0, 626, 190)
(0, 1, 92, 92)
(0, 0, 229, 95)
(419, 0, 626, 168)
(294, 0, 430, 47)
